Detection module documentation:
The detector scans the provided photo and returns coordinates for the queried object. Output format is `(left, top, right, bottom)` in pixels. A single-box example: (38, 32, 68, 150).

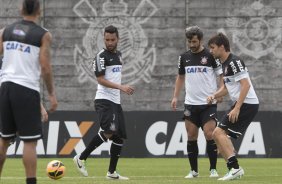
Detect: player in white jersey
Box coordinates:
(207, 33, 259, 181)
(73, 25, 134, 180)
(171, 26, 223, 178)
(0, 1, 57, 184)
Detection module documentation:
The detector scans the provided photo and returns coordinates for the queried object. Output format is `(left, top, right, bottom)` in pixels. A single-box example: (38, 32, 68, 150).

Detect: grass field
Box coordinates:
(0, 158, 281, 183)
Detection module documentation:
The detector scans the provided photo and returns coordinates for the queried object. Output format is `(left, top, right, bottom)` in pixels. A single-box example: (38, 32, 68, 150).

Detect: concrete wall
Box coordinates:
(0, 0, 281, 111)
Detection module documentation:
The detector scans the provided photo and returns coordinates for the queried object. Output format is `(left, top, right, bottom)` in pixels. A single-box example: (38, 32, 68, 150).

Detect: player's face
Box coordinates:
(104, 32, 119, 52)
(187, 35, 202, 53)
(209, 43, 221, 60)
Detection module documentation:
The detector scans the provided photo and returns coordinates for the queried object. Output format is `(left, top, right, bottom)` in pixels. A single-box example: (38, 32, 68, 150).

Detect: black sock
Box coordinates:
(26, 177, 36, 184)
(80, 132, 106, 160)
(227, 155, 239, 169)
(108, 137, 123, 173)
(206, 140, 217, 170)
(187, 140, 198, 172)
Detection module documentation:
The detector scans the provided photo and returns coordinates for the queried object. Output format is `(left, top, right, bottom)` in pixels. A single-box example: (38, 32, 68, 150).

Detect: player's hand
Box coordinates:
(40, 104, 48, 122)
(48, 94, 58, 112)
(228, 107, 240, 123)
(207, 95, 215, 104)
(171, 97, 177, 111)
(121, 85, 134, 95)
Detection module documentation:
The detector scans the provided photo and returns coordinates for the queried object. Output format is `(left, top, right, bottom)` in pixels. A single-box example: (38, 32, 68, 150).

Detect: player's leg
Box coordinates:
(0, 82, 17, 176)
(106, 104, 128, 180)
(203, 120, 218, 177)
(213, 127, 243, 181)
(11, 82, 42, 184)
(74, 100, 113, 176)
(79, 131, 108, 160)
(213, 127, 235, 162)
(214, 112, 241, 180)
(201, 105, 218, 177)
(22, 141, 37, 184)
(0, 138, 11, 176)
(106, 136, 128, 180)
(217, 104, 259, 180)
(73, 130, 108, 177)
(185, 119, 199, 178)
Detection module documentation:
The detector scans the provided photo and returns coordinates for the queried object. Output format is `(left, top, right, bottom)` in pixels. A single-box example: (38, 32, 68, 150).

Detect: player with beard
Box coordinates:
(171, 26, 223, 178)
(73, 25, 134, 180)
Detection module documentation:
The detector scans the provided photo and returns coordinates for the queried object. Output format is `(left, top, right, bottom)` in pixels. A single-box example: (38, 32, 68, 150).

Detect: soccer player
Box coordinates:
(171, 26, 223, 178)
(73, 25, 134, 180)
(207, 33, 259, 180)
(0, 0, 58, 184)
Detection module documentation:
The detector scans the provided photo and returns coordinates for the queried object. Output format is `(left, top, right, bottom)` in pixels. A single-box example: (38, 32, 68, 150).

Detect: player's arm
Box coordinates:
(96, 76, 134, 95)
(39, 32, 58, 112)
(0, 28, 4, 55)
(171, 74, 185, 111)
(207, 83, 228, 104)
(228, 78, 250, 123)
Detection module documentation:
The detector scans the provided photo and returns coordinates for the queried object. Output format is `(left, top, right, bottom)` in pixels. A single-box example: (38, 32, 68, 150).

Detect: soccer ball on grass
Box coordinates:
(46, 160, 66, 180)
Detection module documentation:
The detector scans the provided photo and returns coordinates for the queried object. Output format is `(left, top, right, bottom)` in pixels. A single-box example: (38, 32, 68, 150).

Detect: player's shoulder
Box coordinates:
(179, 50, 191, 58)
(228, 53, 245, 65)
(96, 48, 106, 57)
(229, 53, 241, 60)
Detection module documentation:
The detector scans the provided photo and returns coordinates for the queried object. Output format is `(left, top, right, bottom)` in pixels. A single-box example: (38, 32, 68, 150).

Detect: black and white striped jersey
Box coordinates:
(93, 49, 122, 104)
(1, 20, 47, 92)
(178, 48, 223, 105)
(222, 53, 259, 104)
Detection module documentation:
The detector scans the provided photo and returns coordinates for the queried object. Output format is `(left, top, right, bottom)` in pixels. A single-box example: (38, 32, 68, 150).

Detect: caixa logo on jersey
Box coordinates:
(186, 67, 207, 73)
(73, 0, 158, 85)
(6, 42, 30, 53)
(112, 66, 122, 73)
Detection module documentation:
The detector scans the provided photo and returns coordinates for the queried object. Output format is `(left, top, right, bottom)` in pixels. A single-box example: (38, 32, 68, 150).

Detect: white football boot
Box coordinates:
(106, 171, 129, 180)
(184, 170, 199, 178)
(73, 154, 88, 177)
(218, 167, 244, 181)
(210, 169, 219, 177)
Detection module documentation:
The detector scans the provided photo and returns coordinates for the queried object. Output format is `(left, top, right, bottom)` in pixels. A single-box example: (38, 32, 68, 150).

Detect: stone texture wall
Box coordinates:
(0, 0, 281, 111)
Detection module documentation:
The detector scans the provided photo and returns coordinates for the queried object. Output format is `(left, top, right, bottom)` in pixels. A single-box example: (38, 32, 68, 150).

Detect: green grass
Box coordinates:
(1, 158, 281, 183)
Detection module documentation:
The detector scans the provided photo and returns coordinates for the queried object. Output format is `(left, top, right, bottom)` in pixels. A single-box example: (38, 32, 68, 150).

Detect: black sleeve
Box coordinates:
(93, 53, 106, 77)
(178, 55, 185, 75)
(229, 58, 246, 75)
(211, 56, 221, 69)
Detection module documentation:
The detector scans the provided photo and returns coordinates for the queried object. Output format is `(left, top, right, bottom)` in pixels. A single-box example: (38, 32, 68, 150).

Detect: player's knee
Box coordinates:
(111, 135, 123, 145)
(187, 132, 198, 140)
(99, 131, 110, 141)
(204, 131, 213, 140)
(212, 127, 222, 140)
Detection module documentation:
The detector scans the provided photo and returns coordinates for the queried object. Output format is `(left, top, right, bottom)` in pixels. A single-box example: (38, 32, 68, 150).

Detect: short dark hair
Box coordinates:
(22, 0, 40, 16)
(208, 32, 230, 52)
(104, 25, 119, 38)
(185, 26, 203, 40)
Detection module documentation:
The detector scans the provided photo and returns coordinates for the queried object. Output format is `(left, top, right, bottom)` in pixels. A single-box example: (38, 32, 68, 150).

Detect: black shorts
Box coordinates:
(94, 99, 127, 139)
(183, 104, 217, 128)
(0, 82, 42, 141)
(218, 103, 259, 139)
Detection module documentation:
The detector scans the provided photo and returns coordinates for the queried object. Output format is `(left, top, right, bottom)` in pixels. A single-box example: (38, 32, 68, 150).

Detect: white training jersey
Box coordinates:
(178, 48, 223, 105)
(1, 20, 47, 92)
(222, 53, 259, 104)
(93, 49, 122, 104)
